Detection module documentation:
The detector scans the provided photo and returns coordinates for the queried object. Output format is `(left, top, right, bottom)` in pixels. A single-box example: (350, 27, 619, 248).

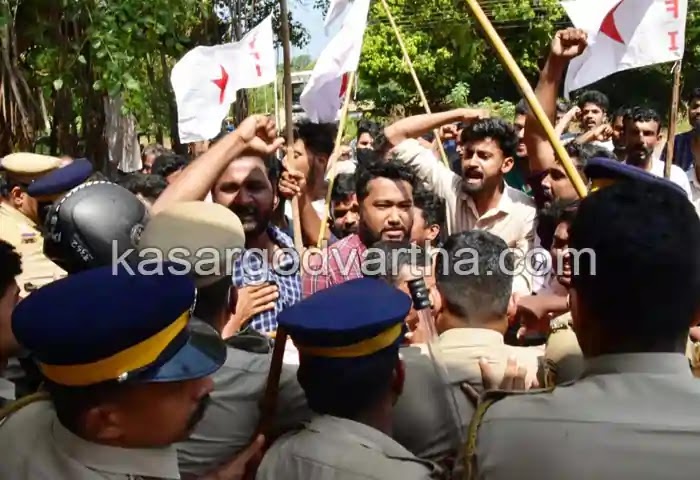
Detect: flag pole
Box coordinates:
(379, 0, 449, 167)
(258, 0, 296, 440)
(316, 72, 356, 248)
(664, 61, 682, 179)
(463, 0, 587, 198)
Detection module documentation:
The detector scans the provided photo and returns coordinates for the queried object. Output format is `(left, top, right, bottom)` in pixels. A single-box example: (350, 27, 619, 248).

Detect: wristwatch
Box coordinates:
(549, 315, 572, 333)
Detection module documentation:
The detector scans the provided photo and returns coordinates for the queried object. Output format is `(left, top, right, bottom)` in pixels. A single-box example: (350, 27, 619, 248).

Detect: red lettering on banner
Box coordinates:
(665, 0, 679, 18)
(249, 36, 262, 77)
(668, 30, 679, 51)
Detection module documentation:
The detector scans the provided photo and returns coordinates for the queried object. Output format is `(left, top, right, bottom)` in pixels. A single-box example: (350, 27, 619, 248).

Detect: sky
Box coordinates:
(290, 1, 339, 59)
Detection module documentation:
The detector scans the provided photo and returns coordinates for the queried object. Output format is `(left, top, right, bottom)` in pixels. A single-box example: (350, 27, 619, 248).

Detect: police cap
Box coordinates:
(11, 264, 226, 387)
(0, 153, 61, 184)
(27, 158, 93, 200)
(585, 157, 687, 197)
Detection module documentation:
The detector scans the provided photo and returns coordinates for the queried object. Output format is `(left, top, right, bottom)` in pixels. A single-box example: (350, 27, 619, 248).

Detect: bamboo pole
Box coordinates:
(379, 0, 449, 166)
(464, 0, 587, 198)
(257, 0, 296, 439)
(665, 61, 682, 179)
(316, 72, 356, 248)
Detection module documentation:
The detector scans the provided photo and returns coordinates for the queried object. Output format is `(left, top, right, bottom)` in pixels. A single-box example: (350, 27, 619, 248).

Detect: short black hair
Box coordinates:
(193, 276, 232, 328)
(362, 240, 428, 286)
(570, 181, 700, 350)
(460, 118, 519, 159)
(435, 231, 513, 323)
(357, 119, 380, 140)
(413, 187, 446, 245)
(293, 120, 337, 158)
(0, 240, 22, 295)
(686, 87, 700, 104)
(556, 100, 570, 115)
(356, 146, 382, 169)
(298, 349, 399, 419)
(565, 142, 617, 175)
(515, 99, 528, 116)
(331, 173, 356, 204)
(577, 90, 610, 113)
(612, 106, 632, 121)
(355, 159, 416, 202)
(151, 153, 189, 178)
(626, 107, 662, 134)
(541, 198, 580, 232)
(118, 173, 168, 201)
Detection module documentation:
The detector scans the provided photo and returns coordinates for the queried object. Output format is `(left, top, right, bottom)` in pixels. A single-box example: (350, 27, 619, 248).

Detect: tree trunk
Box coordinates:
(80, 42, 107, 172)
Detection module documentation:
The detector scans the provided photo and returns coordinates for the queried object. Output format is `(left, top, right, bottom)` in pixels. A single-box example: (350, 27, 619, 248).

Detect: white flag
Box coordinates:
(563, 0, 688, 97)
(171, 15, 275, 143)
(300, 0, 370, 123)
(324, 0, 351, 32)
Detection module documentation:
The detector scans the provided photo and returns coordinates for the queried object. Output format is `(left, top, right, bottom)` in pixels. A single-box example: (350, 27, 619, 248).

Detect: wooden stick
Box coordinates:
(257, 0, 296, 439)
(464, 0, 587, 199)
(665, 61, 682, 179)
(380, 0, 449, 167)
(316, 72, 356, 248)
(280, 0, 303, 253)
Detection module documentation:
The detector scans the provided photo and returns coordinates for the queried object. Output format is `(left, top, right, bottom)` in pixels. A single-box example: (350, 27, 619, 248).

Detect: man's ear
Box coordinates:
(273, 192, 280, 212)
(9, 186, 24, 209)
(501, 156, 515, 174)
(426, 224, 440, 243)
(83, 404, 124, 443)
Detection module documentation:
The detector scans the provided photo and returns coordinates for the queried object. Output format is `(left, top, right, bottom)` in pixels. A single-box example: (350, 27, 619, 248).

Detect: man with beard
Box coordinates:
(623, 107, 691, 197)
(0, 265, 247, 479)
(505, 100, 532, 194)
(611, 106, 631, 161)
(661, 88, 700, 172)
(386, 113, 536, 294)
(355, 119, 380, 152)
(0, 154, 91, 297)
(153, 115, 298, 335)
(302, 159, 416, 296)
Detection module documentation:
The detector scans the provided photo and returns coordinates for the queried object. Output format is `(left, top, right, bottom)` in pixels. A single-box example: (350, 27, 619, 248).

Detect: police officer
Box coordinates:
(467, 164, 700, 480)
(0, 154, 91, 295)
(135, 201, 310, 477)
(257, 278, 441, 479)
(0, 265, 228, 479)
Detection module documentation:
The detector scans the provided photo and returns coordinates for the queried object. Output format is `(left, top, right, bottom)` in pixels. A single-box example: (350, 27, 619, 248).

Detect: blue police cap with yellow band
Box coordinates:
(11, 264, 226, 387)
(278, 278, 411, 359)
(585, 157, 687, 197)
(27, 158, 93, 201)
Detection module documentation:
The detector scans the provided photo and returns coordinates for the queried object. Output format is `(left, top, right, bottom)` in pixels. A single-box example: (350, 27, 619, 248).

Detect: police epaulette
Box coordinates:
(0, 391, 50, 424)
(463, 386, 556, 480)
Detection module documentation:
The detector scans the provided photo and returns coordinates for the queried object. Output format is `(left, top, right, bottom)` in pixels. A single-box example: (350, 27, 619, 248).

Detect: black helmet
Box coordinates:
(44, 181, 148, 273)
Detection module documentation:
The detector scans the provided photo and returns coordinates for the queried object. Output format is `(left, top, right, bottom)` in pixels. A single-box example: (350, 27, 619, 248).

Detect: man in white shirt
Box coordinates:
(384, 110, 537, 294)
(686, 163, 700, 215)
(624, 107, 691, 197)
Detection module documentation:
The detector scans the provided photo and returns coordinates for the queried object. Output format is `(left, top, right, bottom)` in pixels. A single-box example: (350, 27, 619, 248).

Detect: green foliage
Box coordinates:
(473, 97, 516, 120)
(445, 82, 471, 108)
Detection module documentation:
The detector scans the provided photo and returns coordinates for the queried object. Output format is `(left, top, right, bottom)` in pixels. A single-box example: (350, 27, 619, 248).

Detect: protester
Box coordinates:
(411, 186, 446, 249)
(356, 119, 380, 152)
(576, 90, 613, 151)
(506, 100, 531, 193)
(302, 158, 416, 296)
(151, 152, 190, 183)
(257, 278, 441, 479)
(610, 106, 631, 160)
(152, 115, 297, 334)
(386, 111, 536, 294)
(623, 107, 691, 196)
(469, 176, 700, 480)
(328, 173, 359, 240)
(661, 87, 700, 171)
(118, 171, 169, 209)
(141, 143, 167, 173)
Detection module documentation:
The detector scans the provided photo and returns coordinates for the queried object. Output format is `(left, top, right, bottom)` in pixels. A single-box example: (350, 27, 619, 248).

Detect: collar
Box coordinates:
(0, 202, 36, 228)
(584, 353, 692, 377)
(306, 415, 415, 458)
(52, 415, 181, 479)
(267, 225, 295, 249)
(463, 182, 517, 219)
(438, 327, 504, 349)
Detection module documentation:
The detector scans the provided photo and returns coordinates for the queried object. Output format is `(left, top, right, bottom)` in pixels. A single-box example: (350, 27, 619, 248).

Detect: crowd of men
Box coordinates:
(1, 27, 700, 480)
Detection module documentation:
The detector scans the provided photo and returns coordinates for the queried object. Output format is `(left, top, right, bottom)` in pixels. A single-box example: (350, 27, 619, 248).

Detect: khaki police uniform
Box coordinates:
(471, 353, 700, 480)
(392, 328, 542, 474)
(137, 202, 313, 475)
(177, 346, 310, 475)
(0, 399, 181, 479)
(256, 415, 440, 480)
(1, 153, 66, 296)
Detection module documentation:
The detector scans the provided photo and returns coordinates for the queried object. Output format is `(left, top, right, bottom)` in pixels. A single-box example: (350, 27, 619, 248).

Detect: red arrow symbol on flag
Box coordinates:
(212, 65, 229, 104)
(249, 36, 262, 77)
(339, 73, 349, 99)
(600, 0, 625, 44)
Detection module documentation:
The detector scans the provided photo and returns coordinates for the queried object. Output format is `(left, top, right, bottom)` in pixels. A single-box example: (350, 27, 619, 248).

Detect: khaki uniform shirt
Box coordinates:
(393, 329, 542, 468)
(177, 346, 311, 476)
(0, 399, 180, 479)
(256, 415, 440, 480)
(474, 353, 700, 480)
(393, 140, 537, 294)
(0, 203, 66, 296)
